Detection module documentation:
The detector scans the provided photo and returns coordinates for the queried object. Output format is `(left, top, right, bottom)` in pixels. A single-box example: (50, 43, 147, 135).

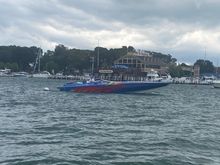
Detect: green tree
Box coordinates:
(5, 62, 19, 71)
(168, 64, 184, 77)
(46, 61, 59, 74)
(0, 46, 39, 71)
(0, 62, 5, 69)
(194, 59, 214, 74)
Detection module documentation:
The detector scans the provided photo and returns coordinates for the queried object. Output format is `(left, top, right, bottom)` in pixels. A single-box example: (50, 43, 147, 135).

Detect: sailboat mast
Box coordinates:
(97, 40, 99, 69)
(38, 49, 41, 73)
(91, 56, 94, 75)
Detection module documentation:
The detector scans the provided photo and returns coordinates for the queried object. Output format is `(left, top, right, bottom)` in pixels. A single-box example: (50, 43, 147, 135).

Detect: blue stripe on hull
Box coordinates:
(112, 82, 168, 93)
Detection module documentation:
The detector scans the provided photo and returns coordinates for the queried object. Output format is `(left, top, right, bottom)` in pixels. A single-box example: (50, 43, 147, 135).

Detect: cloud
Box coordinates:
(1, 0, 220, 64)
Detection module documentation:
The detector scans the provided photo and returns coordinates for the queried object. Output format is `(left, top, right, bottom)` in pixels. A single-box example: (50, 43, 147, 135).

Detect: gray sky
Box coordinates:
(1, 0, 220, 64)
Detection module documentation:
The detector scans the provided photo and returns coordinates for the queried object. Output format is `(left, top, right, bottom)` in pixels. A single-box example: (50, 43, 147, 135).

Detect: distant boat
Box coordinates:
(213, 80, 220, 88)
(146, 70, 173, 83)
(200, 75, 215, 85)
(31, 49, 51, 78)
(12, 72, 30, 77)
(58, 79, 170, 93)
(32, 71, 51, 78)
(0, 68, 11, 77)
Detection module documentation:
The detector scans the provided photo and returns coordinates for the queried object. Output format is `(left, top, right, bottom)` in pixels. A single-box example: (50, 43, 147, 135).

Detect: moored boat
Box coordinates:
(31, 71, 51, 78)
(31, 49, 51, 78)
(58, 80, 170, 93)
(213, 80, 220, 88)
(0, 68, 11, 77)
(12, 72, 30, 77)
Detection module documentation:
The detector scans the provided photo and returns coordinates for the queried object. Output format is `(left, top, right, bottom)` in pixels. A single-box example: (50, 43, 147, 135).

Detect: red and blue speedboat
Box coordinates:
(58, 80, 170, 93)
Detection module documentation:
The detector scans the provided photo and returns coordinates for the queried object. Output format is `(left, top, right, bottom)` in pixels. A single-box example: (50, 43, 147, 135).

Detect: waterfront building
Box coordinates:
(96, 51, 170, 81)
(113, 51, 168, 74)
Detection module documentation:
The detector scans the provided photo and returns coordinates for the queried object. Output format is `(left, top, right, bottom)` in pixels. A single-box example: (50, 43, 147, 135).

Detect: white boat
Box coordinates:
(146, 70, 172, 83)
(200, 76, 215, 85)
(213, 80, 220, 88)
(31, 49, 51, 78)
(0, 68, 11, 77)
(146, 70, 162, 81)
(32, 71, 51, 78)
(12, 72, 30, 77)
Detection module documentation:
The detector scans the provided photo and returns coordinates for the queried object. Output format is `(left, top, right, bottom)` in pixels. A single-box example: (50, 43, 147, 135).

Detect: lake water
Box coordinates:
(0, 77, 220, 165)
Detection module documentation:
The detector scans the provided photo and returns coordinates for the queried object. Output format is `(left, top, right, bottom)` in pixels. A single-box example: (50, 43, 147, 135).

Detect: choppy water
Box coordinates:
(0, 77, 220, 165)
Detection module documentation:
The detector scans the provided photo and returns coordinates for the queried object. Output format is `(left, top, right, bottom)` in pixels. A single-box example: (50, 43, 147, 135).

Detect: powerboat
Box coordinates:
(58, 79, 170, 93)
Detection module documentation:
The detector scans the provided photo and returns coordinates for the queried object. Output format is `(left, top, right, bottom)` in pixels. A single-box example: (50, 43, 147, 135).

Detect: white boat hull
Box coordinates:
(213, 80, 220, 88)
(32, 74, 50, 78)
(31, 71, 51, 78)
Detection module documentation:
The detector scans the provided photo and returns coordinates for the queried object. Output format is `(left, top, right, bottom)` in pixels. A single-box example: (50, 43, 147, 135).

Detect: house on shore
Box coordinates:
(99, 51, 171, 81)
(114, 51, 168, 72)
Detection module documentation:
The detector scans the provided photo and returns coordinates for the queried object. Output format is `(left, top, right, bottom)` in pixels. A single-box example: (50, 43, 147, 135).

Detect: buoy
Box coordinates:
(43, 87, 50, 91)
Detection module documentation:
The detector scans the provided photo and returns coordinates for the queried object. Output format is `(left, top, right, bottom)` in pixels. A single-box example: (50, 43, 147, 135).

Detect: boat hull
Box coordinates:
(31, 72, 51, 78)
(58, 81, 169, 93)
(213, 80, 220, 88)
(32, 74, 50, 78)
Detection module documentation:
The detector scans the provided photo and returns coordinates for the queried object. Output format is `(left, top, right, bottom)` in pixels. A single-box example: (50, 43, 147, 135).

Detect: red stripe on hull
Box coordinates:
(73, 84, 123, 93)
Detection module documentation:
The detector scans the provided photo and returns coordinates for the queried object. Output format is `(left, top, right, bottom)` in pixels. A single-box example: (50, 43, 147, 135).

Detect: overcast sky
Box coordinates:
(1, 0, 220, 64)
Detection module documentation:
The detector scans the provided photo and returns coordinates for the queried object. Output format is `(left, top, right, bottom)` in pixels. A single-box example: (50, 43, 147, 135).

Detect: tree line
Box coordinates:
(0, 45, 216, 77)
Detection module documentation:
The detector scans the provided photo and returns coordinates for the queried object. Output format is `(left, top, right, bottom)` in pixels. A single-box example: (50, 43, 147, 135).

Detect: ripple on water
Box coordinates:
(0, 79, 220, 165)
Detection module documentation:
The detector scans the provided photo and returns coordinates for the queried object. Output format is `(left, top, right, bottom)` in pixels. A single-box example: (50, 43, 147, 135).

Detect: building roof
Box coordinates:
(114, 53, 166, 66)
